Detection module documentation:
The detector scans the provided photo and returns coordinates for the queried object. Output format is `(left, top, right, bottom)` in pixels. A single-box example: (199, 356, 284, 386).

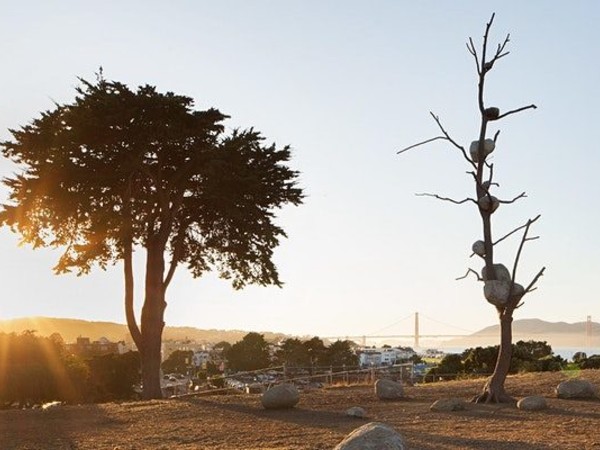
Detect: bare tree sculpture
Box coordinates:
(399, 14, 545, 403)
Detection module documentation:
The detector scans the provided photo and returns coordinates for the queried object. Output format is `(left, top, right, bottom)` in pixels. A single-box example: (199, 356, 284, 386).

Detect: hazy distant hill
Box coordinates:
(0, 317, 288, 344)
(446, 318, 600, 348)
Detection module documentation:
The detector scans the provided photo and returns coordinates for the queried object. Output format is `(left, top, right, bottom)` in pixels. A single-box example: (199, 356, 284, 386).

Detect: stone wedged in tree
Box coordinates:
(483, 280, 525, 306)
(481, 263, 511, 282)
(484, 107, 500, 120)
(430, 398, 466, 412)
(260, 383, 300, 409)
(556, 379, 598, 399)
(345, 406, 366, 418)
(374, 378, 404, 400)
(333, 422, 406, 450)
(483, 280, 511, 306)
(469, 138, 495, 162)
(472, 240, 486, 256)
(517, 395, 547, 410)
(478, 195, 500, 213)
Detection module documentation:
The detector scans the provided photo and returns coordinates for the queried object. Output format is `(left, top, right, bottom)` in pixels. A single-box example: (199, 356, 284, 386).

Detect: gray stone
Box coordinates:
(334, 422, 406, 450)
(483, 280, 525, 307)
(556, 379, 598, 399)
(430, 398, 466, 412)
(469, 139, 495, 162)
(478, 195, 500, 213)
(481, 263, 511, 282)
(345, 406, 366, 418)
(472, 240, 486, 257)
(260, 383, 299, 409)
(517, 395, 547, 410)
(375, 378, 404, 400)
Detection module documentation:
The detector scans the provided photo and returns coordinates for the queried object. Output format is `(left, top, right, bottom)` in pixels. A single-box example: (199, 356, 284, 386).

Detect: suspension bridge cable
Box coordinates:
(419, 313, 476, 334)
(366, 312, 414, 336)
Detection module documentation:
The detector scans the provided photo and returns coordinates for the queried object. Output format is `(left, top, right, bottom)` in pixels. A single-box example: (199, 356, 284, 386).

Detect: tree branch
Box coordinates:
(524, 267, 546, 293)
(456, 268, 483, 281)
(466, 37, 480, 74)
(497, 104, 537, 120)
(416, 193, 476, 205)
(498, 192, 527, 204)
(429, 113, 476, 168)
(509, 215, 541, 301)
(493, 215, 541, 247)
(397, 136, 447, 154)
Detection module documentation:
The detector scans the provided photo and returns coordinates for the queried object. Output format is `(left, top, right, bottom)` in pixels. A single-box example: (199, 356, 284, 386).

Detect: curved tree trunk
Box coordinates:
(475, 312, 515, 403)
(139, 242, 167, 400)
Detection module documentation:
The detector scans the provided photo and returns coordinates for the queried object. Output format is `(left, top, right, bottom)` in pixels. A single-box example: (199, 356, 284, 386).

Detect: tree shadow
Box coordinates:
(404, 430, 553, 450)
(180, 396, 362, 430)
(0, 404, 123, 450)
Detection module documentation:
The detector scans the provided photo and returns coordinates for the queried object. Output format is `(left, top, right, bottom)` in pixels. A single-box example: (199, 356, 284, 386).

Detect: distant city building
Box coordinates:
(357, 346, 416, 367)
(67, 336, 127, 356)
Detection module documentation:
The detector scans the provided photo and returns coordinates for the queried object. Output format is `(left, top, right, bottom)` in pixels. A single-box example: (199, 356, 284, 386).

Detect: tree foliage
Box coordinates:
(0, 331, 140, 405)
(0, 74, 303, 398)
(161, 350, 193, 375)
(225, 332, 271, 372)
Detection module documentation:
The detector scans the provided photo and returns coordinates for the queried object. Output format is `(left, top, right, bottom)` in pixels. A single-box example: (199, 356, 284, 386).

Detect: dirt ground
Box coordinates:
(1, 369, 599, 450)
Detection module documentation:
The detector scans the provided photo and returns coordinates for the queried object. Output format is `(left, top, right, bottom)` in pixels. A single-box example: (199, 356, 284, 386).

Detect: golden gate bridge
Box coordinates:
(325, 312, 596, 349)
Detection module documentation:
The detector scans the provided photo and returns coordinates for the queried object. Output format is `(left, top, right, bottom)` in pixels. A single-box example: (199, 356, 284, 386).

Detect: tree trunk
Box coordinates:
(474, 312, 516, 403)
(140, 242, 167, 400)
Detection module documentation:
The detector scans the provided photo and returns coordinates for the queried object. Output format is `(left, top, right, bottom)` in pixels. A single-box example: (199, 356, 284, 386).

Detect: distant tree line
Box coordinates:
(427, 340, 600, 381)
(0, 331, 140, 407)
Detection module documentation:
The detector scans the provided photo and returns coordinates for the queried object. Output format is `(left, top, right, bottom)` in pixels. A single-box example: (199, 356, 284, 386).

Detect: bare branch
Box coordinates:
(510, 215, 542, 290)
(524, 267, 546, 293)
(429, 113, 476, 168)
(467, 37, 481, 74)
(497, 104, 537, 120)
(397, 136, 447, 154)
(456, 268, 483, 281)
(493, 215, 541, 247)
(416, 193, 477, 205)
(498, 191, 527, 204)
(493, 129, 501, 143)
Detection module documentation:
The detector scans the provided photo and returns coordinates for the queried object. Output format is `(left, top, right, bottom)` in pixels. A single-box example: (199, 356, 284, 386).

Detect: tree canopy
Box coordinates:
(0, 74, 303, 398)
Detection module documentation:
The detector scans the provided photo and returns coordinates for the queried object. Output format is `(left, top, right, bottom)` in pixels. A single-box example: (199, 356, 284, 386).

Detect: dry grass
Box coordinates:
(1, 369, 599, 449)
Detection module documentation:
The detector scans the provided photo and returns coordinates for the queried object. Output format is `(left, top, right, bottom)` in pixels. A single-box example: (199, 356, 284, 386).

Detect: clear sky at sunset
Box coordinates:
(0, 1, 598, 339)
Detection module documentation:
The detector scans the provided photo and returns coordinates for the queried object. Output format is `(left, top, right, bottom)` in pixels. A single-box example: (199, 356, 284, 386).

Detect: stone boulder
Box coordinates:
(430, 398, 466, 412)
(517, 396, 547, 411)
(260, 383, 299, 409)
(375, 379, 404, 400)
(334, 422, 406, 450)
(345, 406, 366, 418)
(556, 379, 598, 399)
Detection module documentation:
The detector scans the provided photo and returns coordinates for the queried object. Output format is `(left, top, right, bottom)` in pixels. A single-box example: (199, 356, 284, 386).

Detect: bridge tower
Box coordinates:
(586, 315, 592, 347)
(414, 312, 420, 349)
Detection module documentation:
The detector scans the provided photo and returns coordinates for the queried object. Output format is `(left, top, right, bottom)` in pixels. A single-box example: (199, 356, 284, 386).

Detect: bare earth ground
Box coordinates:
(1, 370, 599, 450)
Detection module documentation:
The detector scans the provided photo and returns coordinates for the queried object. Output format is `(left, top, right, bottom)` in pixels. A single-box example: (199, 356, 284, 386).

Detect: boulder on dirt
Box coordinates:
(556, 379, 598, 399)
(429, 398, 466, 412)
(345, 406, 366, 418)
(517, 396, 547, 411)
(261, 383, 299, 409)
(375, 379, 404, 400)
(334, 422, 406, 450)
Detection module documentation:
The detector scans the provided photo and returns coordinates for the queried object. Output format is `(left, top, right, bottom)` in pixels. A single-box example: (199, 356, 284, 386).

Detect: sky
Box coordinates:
(0, 1, 598, 340)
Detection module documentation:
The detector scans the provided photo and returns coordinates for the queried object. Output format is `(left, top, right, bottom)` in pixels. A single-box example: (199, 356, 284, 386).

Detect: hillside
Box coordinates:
(0, 316, 288, 344)
(446, 318, 600, 348)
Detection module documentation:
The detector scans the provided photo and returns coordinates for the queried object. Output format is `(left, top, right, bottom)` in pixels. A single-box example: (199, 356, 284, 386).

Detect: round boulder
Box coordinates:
(375, 378, 404, 400)
(478, 195, 500, 213)
(481, 263, 511, 282)
(472, 240, 486, 257)
(556, 379, 598, 399)
(345, 406, 366, 418)
(517, 395, 547, 411)
(334, 422, 406, 450)
(430, 398, 466, 412)
(261, 383, 300, 409)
